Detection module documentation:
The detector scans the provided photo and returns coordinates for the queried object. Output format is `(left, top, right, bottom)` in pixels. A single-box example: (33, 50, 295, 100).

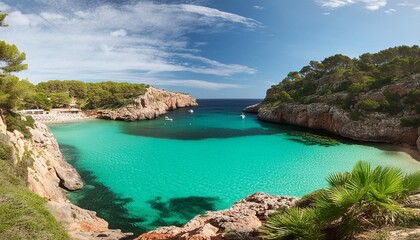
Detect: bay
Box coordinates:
(48, 99, 420, 235)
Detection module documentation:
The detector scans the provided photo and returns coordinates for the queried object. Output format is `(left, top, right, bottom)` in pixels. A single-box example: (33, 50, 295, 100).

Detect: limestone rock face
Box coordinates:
(255, 103, 418, 146)
(97, 87, 198, 121)
(0, 116, 130, 240)
(243, 103, 260, 113)
(137, 192, 297, 240)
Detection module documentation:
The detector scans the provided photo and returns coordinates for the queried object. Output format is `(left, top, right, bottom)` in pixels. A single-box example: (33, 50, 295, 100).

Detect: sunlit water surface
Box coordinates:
(48, 99, 420, 234)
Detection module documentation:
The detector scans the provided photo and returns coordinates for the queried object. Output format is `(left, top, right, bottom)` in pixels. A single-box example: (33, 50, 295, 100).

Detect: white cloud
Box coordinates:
(143, 79, 242, 90)
(0, 2, 10, 11)
(316, 0, 387, 10)
(415, 6, 420, 10)
(110, 29, 127, 37)
(40, 12, 66, 21)
(179, 4, 259, 28)
(323, 12, 331, 15)
(6, 11, 42, 27)
(1, 1, 258, 87)
(385, 8, 396, 14)
(253, 5, 264, 10)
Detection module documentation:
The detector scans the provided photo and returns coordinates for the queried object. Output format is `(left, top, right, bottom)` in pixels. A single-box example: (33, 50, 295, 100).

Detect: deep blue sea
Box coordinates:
(48, 99, 420, 235)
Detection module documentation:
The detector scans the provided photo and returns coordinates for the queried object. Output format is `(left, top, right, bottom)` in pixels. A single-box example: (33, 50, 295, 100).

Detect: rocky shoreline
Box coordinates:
(244, 103, 420, 155)
(137, 192, 297, 240)
(95, 87, 198, 121)
(0, 116, 131, 240)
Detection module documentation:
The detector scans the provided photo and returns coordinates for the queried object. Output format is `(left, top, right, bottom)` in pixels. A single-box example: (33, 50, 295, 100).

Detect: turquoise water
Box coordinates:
(48, 99, 420, 235)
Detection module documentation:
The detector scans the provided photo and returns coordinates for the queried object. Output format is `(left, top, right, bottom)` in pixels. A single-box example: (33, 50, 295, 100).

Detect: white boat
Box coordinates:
(164, 116, 173, 121)
(188, 109, 194, 113)
(240, 113, 245, 119)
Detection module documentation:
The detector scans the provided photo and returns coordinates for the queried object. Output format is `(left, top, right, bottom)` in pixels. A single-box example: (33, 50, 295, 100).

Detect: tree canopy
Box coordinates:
(265, 45, 420, 125)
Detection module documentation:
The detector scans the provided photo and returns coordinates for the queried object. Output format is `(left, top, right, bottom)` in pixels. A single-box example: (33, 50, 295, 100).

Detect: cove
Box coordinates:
(48, 99, 420, 235)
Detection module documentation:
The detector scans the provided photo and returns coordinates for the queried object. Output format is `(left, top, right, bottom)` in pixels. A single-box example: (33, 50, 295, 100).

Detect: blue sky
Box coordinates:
(1, 0, 420, 98)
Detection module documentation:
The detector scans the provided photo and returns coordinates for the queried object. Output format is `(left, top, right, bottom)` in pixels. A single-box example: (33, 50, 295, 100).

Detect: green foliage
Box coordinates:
(0, 75, 32, 111)
(0, 131, 70, 239)
(265, 91, 292, 103)
(0, 41, 27, 73)
(0, 133, 12, 161)
(264, 45, 420, 116)
(262, 161, 420, 240)
(295, 189, 327, 209)
(0, 13, 7, 27)
(4, 112, 35, 138)
(23, 92, 51, 110)
(358, 99, 380, 111)
(50, 92, 71, 108)
(261, 208, 324, 240)
(36, 80, 149, 109)
(0, 161, 70, 240)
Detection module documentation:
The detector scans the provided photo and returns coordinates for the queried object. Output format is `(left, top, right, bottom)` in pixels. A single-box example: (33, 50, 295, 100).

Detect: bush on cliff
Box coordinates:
(4, 112, 34, 138)
(0, 134, 70, 240)
(261, 161, 420, 240)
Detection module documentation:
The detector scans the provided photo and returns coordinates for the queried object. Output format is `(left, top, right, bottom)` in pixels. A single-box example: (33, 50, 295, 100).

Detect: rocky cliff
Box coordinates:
(246, 76, 420, 151)
(254, 102, 418, 146)
(96, 87, 198, 121)
(0, 115, 130, 240)
(137, 192, 297, 240)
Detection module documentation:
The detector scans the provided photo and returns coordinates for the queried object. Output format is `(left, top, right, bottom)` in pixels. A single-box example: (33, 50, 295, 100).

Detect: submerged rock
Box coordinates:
(137, 192, 298, 240)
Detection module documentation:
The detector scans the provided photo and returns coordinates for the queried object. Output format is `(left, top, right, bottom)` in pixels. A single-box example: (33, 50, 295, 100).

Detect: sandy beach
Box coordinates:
(30, 113, 96, 124)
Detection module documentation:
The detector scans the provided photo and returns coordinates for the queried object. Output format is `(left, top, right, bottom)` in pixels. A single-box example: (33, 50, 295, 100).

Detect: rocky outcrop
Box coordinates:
(256, 103, 418, 146)
(0, 116, 130, 240)
(137, 192, 297, 240)
(97, 87, 198, 121)
(243, 103, 260, 113)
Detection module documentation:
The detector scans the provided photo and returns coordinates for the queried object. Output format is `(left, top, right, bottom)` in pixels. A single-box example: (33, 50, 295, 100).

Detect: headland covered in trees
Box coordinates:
(246, 45, 420, 153)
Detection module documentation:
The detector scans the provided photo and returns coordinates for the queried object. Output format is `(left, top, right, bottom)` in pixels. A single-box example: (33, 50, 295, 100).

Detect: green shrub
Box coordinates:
(0, 134, 12, 161)
(358, 98, 380, 111)
(266, 91, 293, 103)
(295, 189, 327, 209)
(348, 82, 364, 93)
(4, 112, 34, 138)
(0, 162, 70, 240)
(262, 161, 420, 240)
(261, 208, 324, 240)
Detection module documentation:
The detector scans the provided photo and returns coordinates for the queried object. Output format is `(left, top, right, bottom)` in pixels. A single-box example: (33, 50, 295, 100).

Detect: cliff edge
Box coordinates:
(96, 87, 198, 121)
(0, 115, 131, 240)
(245, 46, 420, 151)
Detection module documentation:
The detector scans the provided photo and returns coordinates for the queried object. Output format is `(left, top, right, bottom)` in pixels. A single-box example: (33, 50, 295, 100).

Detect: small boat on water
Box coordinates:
(164, 116, 173, 121)
(188, 109, 194, 113)
(240, 113, 245, 119)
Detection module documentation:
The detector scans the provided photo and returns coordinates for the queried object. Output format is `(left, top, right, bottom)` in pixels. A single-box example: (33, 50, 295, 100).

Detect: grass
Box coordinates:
(0, 135, 70, 239)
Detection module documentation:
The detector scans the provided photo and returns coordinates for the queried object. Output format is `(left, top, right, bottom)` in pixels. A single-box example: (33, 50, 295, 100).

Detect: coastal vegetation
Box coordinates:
(34, 80, 149, 110)
(0, 132, 70, 239)
(261, 161, 420, 240)
(0, 13, 70, 239)
(264, 45, 420, 127)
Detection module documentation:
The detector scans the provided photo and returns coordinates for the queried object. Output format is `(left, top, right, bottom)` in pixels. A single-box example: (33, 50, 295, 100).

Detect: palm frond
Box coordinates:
(261, 208, 324, 240)
(327, 172, 351, 188)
